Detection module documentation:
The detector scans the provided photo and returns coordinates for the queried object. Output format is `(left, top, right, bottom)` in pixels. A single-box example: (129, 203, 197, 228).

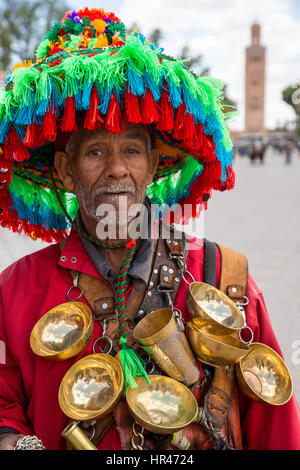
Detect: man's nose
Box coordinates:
(103, 152, 130, 180)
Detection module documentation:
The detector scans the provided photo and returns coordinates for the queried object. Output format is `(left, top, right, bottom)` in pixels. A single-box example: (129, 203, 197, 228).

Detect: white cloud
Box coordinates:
(120, 0, 300, 131)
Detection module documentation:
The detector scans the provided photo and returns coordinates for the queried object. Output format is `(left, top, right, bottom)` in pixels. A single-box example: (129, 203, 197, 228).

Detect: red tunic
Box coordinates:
(0, 231, 299, 450)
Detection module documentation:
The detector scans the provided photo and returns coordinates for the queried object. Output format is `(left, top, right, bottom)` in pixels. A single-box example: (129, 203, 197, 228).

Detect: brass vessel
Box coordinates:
(235, 342, 293, 405)
(30, 302, 93, 360)
(187, 282, 246, 335)
(58, 353, 123, 420)
(133, 308, 200, 387)
(61, 422, 98, 450)
(187, 319, 249, 368)
(126, 375, 198, 434)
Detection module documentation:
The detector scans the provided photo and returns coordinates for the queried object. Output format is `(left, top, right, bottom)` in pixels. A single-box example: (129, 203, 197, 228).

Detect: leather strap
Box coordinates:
(217, 244, 248, 302)
(203, 238, 217, 287)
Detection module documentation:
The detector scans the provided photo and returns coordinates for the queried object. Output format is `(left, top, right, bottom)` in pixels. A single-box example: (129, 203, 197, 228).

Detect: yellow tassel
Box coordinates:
(12, 60, 32, 71)
(94, 34, 108, 48)
(92, 19, 107, 34)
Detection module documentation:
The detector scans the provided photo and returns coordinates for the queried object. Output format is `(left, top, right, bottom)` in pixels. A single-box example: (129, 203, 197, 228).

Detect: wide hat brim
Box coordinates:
(0, 33, 235, 243)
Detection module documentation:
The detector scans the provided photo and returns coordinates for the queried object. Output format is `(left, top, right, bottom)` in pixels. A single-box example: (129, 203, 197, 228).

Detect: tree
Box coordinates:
(0, 0, 69, 70)
(282, 83, 300, 135)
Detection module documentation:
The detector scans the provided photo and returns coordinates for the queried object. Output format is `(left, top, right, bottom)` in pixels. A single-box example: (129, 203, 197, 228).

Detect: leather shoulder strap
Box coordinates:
(216, 244, 248, 302)
(203, 238, 217, 287)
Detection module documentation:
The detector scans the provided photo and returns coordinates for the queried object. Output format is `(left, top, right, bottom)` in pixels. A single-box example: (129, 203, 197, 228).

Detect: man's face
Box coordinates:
(55, 125, 158, 226)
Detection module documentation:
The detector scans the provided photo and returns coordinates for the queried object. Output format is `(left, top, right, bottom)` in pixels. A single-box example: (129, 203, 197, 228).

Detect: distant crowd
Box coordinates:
(234, 134, 300, 165)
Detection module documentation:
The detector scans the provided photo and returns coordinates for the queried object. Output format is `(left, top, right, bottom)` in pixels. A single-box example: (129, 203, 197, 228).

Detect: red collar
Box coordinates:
(57, 229, 100, 278)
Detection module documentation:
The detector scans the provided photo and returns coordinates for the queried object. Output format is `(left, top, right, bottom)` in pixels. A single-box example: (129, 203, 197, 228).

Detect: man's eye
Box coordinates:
(125, 148, 140, 154)
(88, 149, 104, 156)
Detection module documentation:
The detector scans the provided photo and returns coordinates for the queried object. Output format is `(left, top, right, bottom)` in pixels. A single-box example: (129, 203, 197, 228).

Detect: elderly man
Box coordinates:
(0, 7, 300, 451)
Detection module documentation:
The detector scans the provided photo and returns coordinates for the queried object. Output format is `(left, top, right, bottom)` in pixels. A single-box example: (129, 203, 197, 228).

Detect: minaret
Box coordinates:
(245, 23, 266, 133)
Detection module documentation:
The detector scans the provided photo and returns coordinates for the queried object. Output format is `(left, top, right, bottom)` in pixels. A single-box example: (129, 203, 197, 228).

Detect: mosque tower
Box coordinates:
(245, 23, 266, 133)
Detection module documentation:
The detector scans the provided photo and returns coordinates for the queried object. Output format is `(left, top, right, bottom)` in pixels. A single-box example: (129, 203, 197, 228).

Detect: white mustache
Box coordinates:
(92, 185, 136, 196)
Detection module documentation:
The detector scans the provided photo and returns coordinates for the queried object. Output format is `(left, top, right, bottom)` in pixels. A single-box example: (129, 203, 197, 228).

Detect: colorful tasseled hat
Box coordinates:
(0, 7, 235, 243)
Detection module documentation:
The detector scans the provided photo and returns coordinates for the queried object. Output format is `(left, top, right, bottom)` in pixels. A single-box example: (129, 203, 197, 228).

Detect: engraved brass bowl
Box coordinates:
(187, 318, 249, 368)
(235, 343, 293, 405)
(126, 375, 198, 434)
(30, 302, 93, 360)
(187, 282, 246, 335)
(58, 354, 124, 420)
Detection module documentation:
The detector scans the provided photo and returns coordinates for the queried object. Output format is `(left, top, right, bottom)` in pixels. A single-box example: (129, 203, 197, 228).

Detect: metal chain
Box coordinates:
(131, 423, 145, 450)
(92, 316, 115, 354)
(14, 435, 45, 450)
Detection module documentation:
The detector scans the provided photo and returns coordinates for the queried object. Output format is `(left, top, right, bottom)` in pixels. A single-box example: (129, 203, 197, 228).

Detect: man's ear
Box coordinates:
(147, 149, 159, 185)
(54, 151, 74, 192)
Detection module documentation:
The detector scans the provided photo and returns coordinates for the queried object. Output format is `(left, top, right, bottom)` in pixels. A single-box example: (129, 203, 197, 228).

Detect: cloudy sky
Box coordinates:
(70, 1, 299, 130)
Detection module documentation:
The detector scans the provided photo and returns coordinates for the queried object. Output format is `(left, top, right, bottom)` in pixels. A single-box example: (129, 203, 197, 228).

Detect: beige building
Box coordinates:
(245, 23, 266, 134)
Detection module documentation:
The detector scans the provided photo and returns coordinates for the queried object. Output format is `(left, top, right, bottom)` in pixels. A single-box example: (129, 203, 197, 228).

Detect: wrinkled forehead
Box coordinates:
(65, 125, 152, 156)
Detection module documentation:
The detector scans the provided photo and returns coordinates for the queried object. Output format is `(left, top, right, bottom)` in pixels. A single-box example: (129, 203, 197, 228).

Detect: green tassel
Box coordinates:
(119, 337, 149, 391)
(36, 39, 51, 59)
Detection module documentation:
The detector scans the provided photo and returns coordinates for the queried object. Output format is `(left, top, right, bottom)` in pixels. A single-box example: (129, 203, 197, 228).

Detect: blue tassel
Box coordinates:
(166, 78, 182, 109)
(128, 67, 145, 96)
(14, 124, 26, 141)
(144, 73, 161, 102)
(74, 91, 83, 111)
(9, 192, 69, 230)
(99, 87, 112, 115)
(36, 99, 50, 117)
(204, 113, 219, 135)
(181, 86, 206, 123)
(15, 105, 34, 126)
(0, 120, 11, 143)
(82, 82, 93, 110)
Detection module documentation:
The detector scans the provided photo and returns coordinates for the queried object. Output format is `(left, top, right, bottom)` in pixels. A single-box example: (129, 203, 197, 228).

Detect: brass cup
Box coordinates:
(61, 422, 98, 450)
(187, 282, 246, 335)
(133, 308, 200, 387)
(30, 302, 93, 360)
(58, 353, 124, 421)
(187, 319, 249, 368)
(126, 375, 198, 434)
(235, 342, 293, 405)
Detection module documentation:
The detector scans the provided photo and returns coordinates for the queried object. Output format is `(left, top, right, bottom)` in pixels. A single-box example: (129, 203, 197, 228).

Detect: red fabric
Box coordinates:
(0, 231, 299, 450)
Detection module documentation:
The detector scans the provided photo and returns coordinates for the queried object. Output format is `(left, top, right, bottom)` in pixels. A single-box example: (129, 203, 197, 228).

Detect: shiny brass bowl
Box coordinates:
(187, 319, 249, 368)
(235, 343, 293, 405)
(126, 375, 198, 434)
(187, 282, 246, 335)
(30, 302, 93, 360)
(58, 354, 124, 420)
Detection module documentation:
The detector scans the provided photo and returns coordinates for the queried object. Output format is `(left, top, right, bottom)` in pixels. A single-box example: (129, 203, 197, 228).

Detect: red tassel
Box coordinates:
(196, 123, 204, 148)
(183, 113, 196, 147)
(4, 127, 30, 162)
(141, 89, 159, 124)
(61, 96, 77, 133)
(105, 93, 122, 133)
(173, 103, 186, 140)
(42, 106, 57, 142)
(0, 188, 13, 209)
(124, 90, 142, 124)
(157, 90, 174, 132)
(84, 85, 103, 130)
(202, 134, 216, 162)
(219, 165, 235, 191)
(24, 123, 46, 148)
